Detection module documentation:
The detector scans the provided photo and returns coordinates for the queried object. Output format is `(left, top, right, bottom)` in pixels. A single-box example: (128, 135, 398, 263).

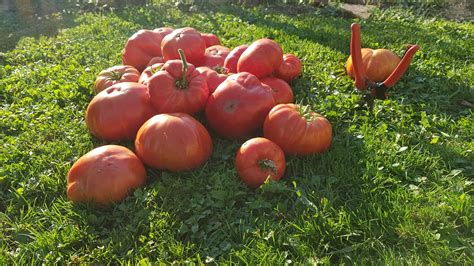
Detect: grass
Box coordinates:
(1, 2, 473, 264)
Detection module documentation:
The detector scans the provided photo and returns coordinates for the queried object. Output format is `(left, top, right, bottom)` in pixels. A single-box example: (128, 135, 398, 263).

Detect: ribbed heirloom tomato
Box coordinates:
(237, 39, 283, 78)
(93, 65, 140, 93)
(67, 145, 146, 206)
(201, 45, 230, 68)
(196, 66, 228, 94)
(346, 48, 400, 82)
(139, 63, 164, 84)
(147, 50, 209, 114)
(236, 138, 286, 188)
(276, 54, 302, 82)
(201, 33, 220, 47)
(260, 77, 294, 104)
(135, 113, 213, 172)
(161, 27, 206, 66)
(224, 45, 248, 73)
(122, 28, 172, 72)
(205, 72, 276, 139)
(86, 82, 156, 141)
(263, 104, 332, 156)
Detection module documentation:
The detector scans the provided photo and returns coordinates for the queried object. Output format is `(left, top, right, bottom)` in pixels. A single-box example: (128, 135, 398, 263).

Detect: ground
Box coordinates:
(0, 1, 473, 264)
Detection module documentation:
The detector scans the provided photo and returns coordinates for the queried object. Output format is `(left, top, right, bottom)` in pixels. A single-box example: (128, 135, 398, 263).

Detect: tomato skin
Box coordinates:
(196, 66, 228, 93)
(67, 145, 146, 206)
(224, 45, 248, 73)
(205, 72, 276, 139)
(264, 104, 332, 156)
(147, 56, 165, 66)
(122, 30, 169, 72)
(139, 63, 164, 84)
(94, 65, 140, 94)
(147, 59, 209, 114)
(276, 54, 302, 82)
(237, 39, 283, 78)
(346, 48, 400, 82)
(200, 45, 230, 68)
(135, 113, 213, 172)
(236, 138, 286, 188)
(86, 82, 157, 141)
(201, 33, 220, 47)
(161, 27, 206, 66)
(260, 77, 294, 104)
(153, 27, 174, 36)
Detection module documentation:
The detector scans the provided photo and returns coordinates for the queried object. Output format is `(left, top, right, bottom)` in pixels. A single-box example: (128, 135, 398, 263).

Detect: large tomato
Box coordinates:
(224, 45, 248, 73)
(276, 54, 302, 82)
(139, 63, 164, 84)
(205, 72, 275, 139)
(346, 48, 400, 82)
(201, 45, 230, 68)
(201, 33, 220, 47)
(196, 66, 228, 93)
(67, 145, 146, 206)
(235, 138, 286, 188)
(161, 27, 206, 66)
(86, 82, 156, 141)
(260, 77, 294, 104)
(237, 39, 283, 78)
(147, 50, 209, 114)
(122, 29, 171, 72)
(147, 56, 165, 66)
(93, 65, 140, 94)
(263, 104, 332, 156)
(135, 113, 212, 172)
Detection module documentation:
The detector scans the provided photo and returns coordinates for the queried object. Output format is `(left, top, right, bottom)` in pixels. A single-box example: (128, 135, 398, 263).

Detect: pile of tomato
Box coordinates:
(67, 27, 333, 206)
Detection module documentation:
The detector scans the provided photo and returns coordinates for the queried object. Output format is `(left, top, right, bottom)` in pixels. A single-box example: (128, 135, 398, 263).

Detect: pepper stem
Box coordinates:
(176, 49, 189, 89)
(258, 159, 278, 174)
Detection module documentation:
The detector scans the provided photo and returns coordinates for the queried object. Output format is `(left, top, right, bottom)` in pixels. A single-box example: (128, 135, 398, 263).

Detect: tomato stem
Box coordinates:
(213, 66, 228, 74)
(176, 49, 189, 89)
(258, 159, 277, 174)
(298, 104, 315, 122)
(109, 71, 122, 81)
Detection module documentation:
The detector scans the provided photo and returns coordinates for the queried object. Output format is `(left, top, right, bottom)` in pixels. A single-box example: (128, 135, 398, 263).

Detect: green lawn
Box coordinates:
(1, 2, 473, 264)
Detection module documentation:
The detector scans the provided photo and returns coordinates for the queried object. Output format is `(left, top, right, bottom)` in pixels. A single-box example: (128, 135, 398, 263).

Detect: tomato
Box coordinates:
(153, 27, 173, 36)
(237, 39, 283, 78)
(147, 56, 165, 66)
(135, 113, 212, 172)
(161, 27, 206, 66)
(67, 145, 146, 206)
(93, 65, 140, 94)
(260, 77, 294, 104)
(224, 45, 248, 73)
(147, 50, 209, 114)
(122, 29, 170, 72)
(263, 104, 332, 156)
(276, 54, 302, 82)
(196, 66, 228, 93)
(200, 45, 230, 68)
(205, 72, 275, 139)
(346, 48, 400, 82)
(139, 63, 164, 84)
(235, 138, 286, 188)
(201, 33, 220, 47)
(86, 82, 156, 141)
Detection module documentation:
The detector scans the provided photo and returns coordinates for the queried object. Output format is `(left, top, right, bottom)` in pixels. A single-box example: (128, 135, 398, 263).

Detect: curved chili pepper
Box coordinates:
(383, 44, 420, 88)
(350, 23, 367, 90)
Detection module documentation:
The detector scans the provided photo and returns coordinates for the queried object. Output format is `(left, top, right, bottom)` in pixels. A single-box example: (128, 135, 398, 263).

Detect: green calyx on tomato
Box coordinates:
(213, 65, 228, 74)
(150, 65, 162, 74)
(258, 159, 278, 174)
(176, 49, 189, 89)
(298, 104, 316, 122)
(109, 71, 123, 81)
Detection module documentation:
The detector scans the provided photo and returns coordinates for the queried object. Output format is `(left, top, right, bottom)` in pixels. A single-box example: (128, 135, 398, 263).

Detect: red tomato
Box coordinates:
(276, 54, 302, 82)
(161, 27, 206, 66)
(93, 65, 140, 94)
(237, 39, 283, 78)
(235, 137, 286, 188)
(346, 48, 400, 82)
(86, 82, 156, 141)
(263, 104, 332, 156)
(153, 27, 173, 36)
(67, 145, 146, 206)
(147, 56, 165, 66)
(205, 72, 275, 139)
(122, 29, 170, 72)
(201, 45, 230, 68)
(147, 50, 209, 114)
(224, 45, 248, 73)
(260, 77, 294, 104)
(196, 66, 228, 93)
(135, 113, 213, 172)
(201, 33, 220, 47)
(139, 63, 164, 84)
